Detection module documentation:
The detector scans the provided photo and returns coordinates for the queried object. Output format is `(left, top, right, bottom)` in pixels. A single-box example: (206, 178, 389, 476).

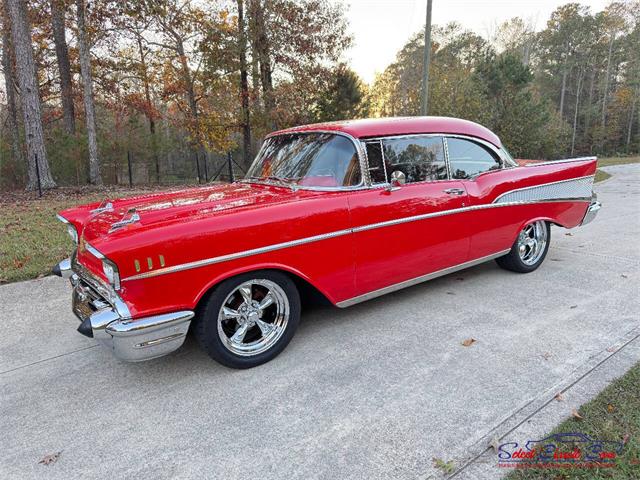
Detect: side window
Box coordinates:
(382, 136, 447, 183)
(446, 138, 502, 179)
(365, 141, 387, 184)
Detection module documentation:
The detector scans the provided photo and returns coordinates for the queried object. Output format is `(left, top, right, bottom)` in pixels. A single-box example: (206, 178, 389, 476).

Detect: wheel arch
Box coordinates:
(193, 263, 335, 311)
(509, 215, 559, 245)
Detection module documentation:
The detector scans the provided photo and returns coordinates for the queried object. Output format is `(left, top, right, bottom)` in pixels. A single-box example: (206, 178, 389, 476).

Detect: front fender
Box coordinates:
(192, 262, 340, 307)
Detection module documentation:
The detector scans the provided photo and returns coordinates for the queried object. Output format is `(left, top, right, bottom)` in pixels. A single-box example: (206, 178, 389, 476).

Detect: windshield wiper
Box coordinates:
(242, 175, 298, 190)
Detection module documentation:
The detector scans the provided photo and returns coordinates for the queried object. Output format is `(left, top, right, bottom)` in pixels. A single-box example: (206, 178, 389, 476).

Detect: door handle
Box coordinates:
(443, 188, 465, 195)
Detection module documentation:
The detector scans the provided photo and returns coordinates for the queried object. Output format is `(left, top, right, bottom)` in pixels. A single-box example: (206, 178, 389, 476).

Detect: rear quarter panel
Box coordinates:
(462, 159, 596, 258)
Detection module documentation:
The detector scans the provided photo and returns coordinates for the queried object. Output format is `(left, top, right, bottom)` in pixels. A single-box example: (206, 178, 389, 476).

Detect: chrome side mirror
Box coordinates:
(386, 170, 406, 191)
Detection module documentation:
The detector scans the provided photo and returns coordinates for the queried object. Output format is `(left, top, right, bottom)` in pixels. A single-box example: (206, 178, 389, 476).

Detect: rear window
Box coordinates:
(447, 138, 502, 179)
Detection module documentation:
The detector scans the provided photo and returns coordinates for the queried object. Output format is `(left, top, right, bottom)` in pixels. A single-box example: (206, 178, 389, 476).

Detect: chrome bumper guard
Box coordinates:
(580, 193, 602, 226)
(62, 257, 194, 362)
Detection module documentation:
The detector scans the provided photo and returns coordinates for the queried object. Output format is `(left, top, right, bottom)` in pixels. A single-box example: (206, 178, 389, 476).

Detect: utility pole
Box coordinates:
(421, 0, 433, 116)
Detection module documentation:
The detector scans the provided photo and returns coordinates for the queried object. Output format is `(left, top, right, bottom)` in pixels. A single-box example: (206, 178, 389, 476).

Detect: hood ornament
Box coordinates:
(109, 208, 140, 232)
(91, 201, 113, 215)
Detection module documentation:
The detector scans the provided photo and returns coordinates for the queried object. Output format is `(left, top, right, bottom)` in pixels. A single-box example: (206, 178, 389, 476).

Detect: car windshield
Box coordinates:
(245, 133, 362, 188)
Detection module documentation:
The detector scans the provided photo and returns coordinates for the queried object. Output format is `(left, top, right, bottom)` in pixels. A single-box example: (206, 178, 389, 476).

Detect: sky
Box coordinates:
(345, 0, 610, 84)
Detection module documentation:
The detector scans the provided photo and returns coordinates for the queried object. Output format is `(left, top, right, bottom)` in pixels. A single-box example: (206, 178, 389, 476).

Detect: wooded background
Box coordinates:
(0, 0, 638, 191)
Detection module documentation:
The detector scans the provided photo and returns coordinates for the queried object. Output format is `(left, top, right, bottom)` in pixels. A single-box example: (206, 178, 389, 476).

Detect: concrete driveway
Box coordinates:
(2, 165, 639, 479)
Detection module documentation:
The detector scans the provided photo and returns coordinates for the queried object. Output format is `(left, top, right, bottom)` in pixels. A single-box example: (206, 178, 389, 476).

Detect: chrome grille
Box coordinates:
(71, 253, 116, 322)
(72, 278, 109, 321)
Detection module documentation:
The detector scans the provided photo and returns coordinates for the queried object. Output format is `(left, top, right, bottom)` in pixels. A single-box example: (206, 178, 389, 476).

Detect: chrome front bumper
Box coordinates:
(581, 194, 602, 226)
(60, 258, 193, 362)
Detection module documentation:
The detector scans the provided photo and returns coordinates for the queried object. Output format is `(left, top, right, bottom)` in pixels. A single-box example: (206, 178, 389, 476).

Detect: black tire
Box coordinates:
(496, 221, 551, 273)
(194, 270, 301, 369)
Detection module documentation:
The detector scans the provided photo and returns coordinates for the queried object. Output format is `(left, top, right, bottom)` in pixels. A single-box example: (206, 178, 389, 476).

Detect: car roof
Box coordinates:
(270, 116, 502, 148)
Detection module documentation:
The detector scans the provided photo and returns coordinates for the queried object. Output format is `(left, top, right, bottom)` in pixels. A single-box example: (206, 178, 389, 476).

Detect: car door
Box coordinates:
(444, 136, 517, 259)
(348, 135, 470, 298)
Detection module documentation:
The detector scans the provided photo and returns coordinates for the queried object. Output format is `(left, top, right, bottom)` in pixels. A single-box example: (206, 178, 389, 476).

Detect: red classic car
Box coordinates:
(54, 117, 601, 368)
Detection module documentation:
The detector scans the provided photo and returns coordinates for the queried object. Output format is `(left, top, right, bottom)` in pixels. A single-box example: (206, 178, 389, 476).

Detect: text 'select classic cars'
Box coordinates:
(54, 117, 601, 368)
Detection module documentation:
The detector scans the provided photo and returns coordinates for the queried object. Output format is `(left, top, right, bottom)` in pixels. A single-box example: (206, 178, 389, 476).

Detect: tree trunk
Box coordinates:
(237, 0, 252, 168)
(1, 10, 24, 170)
(571, 69, 583, 156)
(626, 85, 638, 150)
(251, 0, 275, 128)
(50, 0, 75, 134)
(601, 34, 615, 129)
(174, 36, 204, 182)
(247, 0, 260, 101)
(6, 0, 56, 189)
(135, 35, 159, 182)
(75, 0, 101, 184)
(585, 66, 595, 134)
(559, 67, 567, 118)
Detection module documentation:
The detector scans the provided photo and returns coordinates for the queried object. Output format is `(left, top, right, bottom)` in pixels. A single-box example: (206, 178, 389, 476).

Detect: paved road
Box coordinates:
(2, 165, 639, 479)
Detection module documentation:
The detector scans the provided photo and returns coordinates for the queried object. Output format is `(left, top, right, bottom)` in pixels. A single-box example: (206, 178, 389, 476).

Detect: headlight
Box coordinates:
(102, 258, 121, 291)
(67, 224, 78, 244)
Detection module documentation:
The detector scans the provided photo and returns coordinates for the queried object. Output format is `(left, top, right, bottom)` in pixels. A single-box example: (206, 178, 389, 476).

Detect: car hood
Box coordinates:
(80, 182, 297, 246)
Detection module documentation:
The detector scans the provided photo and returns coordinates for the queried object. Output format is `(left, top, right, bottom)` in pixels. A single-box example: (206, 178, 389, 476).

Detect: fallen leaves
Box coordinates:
(461, 338, 476, 347)
(542, 352, 552, 360)
(569, 305, 578, 309)
(432, 457, 455, 474)
(622, 433, 631, 445)
(571, 409, 584, 420)
(565, 232, 573, 236)
(607, 404, 615, 413)
(555, 392, 565, 402)
(621, 274, 628, 279)
(39, 451, 61, 466)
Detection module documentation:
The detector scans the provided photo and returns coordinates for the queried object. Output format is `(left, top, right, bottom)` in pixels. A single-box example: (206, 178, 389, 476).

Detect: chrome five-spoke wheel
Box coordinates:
(516, 220, 548, 266)
(195, 271, 301, 368)
(218, 279, 289, 356)
(496, 220, 551, 273)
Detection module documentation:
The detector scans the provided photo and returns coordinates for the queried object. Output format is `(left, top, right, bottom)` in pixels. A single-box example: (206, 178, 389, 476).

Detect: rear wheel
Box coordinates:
(496, 220, 550, 273)
(194, 271, 301, 368)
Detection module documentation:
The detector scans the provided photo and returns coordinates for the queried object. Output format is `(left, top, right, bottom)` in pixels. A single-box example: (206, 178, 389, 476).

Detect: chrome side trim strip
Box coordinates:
(524, 157, 596, 167)
(336, 249, 511, 308)
(122, 227, 354, 281)
(56, 214, 70, 224)
(122, 175, 592, 282)
(352, 196, 591, 234)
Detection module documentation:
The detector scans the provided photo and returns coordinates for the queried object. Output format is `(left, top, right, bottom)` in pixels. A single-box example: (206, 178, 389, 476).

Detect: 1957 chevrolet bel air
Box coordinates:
(53, 117, 601, 368)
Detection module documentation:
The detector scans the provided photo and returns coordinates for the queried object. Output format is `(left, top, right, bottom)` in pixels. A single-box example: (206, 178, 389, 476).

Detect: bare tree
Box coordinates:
(140, 0, 205, 180)
(249, 0, 274, 128)
(50, 0, 75, 134)
(237, 0, 251, 167)
(571, 68, 583, 155)
(6, 0, 56, 189)
(1, 7, 23, 170)
(75, 0, 101, 184)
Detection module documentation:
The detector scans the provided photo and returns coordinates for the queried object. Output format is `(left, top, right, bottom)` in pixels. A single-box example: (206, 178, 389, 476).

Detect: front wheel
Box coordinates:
(194, 271, 301, 368)
(496, 220, 550, 273)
